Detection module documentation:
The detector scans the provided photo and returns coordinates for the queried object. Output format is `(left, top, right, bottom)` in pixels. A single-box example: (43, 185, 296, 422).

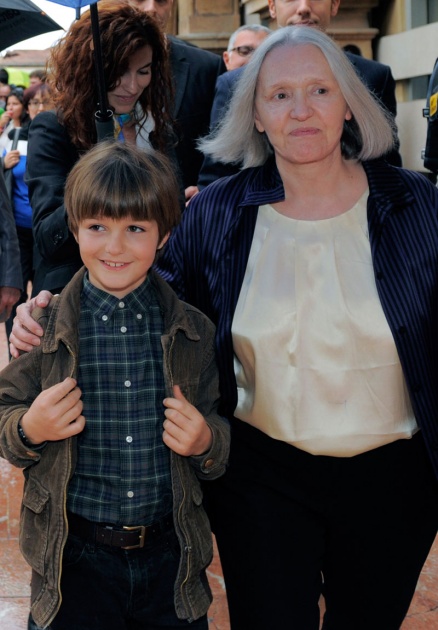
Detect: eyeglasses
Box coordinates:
(29, 99, 52, 107)
(229, 45, 256, 57)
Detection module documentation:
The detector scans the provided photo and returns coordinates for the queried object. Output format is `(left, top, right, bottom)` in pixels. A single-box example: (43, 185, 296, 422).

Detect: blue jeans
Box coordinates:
(28, 525, 208, 630)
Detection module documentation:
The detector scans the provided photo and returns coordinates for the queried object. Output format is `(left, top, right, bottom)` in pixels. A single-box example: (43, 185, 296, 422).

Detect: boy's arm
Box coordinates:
(0, 347, 46, 467)
(164, 315, 230, 481)
(0, 356, 85, 468)
(0, 298, 85, 466)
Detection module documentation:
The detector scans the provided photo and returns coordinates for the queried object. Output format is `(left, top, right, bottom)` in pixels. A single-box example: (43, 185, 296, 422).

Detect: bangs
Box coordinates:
(65, 142, 181, 240)
(71, 164, 159, 224)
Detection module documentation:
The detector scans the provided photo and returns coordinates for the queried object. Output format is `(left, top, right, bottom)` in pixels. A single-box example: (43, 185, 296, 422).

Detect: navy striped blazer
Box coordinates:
(157, 158, 438, 477)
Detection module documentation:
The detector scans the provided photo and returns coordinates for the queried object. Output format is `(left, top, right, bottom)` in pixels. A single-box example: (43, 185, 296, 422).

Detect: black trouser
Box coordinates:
(205, 423, 438, 630)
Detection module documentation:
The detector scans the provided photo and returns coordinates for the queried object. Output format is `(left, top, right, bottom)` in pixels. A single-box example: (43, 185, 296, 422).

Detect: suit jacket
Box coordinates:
(168, 37, 225, 189)
(197, 52, 401, 188)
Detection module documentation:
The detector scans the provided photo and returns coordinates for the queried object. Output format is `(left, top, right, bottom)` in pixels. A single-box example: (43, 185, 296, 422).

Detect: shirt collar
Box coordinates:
(81, 272, 157, 321)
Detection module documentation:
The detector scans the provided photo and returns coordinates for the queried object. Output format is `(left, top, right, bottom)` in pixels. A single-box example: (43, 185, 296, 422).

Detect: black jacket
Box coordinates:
(0, 169, 22, 291)
(169, 37, 225, 189)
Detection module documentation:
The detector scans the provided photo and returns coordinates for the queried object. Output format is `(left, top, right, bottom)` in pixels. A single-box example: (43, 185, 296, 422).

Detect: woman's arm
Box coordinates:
(27, 111, 80, 262)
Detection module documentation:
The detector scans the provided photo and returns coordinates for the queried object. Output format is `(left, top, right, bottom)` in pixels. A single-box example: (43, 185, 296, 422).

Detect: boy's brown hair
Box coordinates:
(65, 141, 181, 242)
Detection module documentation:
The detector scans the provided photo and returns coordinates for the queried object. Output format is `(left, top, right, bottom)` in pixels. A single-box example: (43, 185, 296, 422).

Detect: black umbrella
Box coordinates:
(45, 0, 114, 141)
(0, 0, 63, 50)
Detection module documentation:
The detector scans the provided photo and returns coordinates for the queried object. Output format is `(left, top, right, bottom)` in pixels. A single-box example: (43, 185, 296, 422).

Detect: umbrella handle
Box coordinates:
(90, 3, 111, 121)
(95, 111, 115, 142)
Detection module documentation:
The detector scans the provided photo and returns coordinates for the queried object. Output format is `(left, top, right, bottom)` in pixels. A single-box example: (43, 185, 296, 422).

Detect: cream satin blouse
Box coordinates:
(232, 191, 417, 457)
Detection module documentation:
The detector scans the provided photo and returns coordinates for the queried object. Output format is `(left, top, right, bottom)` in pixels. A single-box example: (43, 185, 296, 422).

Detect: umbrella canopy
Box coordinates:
(45, 0, 98, 6)
(0, 0, 63, 50)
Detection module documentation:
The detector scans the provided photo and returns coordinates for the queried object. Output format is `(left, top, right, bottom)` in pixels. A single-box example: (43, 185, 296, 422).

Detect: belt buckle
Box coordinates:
(122, 525, 146, 549)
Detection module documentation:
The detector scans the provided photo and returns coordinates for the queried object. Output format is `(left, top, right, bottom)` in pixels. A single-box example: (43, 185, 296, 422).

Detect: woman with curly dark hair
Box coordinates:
(27, 1, 178, 296)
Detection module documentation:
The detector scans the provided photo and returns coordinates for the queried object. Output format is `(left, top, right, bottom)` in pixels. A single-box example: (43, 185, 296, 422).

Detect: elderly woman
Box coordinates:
(27, 1, 177, 297)
(10, 25, 438, 630)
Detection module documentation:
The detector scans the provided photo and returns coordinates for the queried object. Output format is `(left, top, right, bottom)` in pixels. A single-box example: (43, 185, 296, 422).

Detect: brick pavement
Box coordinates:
(0, 322, 438, 629)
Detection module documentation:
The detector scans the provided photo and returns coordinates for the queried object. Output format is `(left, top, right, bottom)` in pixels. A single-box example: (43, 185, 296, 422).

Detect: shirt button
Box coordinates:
(102, 315, 108, 322)
(126, 436, 133, 443)
(124, 380, 131, 388)
(136, 314, 142, 320)
(204, 459, 214, 469)
(127, 491, 134, 498)
(121, 326, 127, 333)
(119, 301, 125, 308)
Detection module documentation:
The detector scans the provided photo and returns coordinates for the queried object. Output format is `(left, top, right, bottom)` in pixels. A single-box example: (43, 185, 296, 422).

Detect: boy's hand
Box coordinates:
(20, 377, 85, 445)
(9, 290, 53, 358)
(163, 385, 212, 456)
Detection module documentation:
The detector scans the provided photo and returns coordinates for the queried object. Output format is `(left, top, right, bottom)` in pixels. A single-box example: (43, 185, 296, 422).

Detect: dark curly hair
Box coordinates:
(47, 1, 173, 151)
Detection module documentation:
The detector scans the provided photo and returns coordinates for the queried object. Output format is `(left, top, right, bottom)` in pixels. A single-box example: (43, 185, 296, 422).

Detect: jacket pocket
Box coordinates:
(19, 476, 50, 576)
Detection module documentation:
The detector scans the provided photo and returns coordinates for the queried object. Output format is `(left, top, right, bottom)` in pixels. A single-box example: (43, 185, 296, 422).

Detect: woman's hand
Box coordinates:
(3, 149, 20, 170)
(0, 286, 21, 323)
(0, 112, 10, 131)
(9, 290, 54, 358)
(163, 385, 213, 456)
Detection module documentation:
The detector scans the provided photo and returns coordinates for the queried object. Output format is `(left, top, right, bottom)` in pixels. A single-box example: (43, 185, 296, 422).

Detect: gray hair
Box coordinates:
(200, 26, 396, 168)
(227, 24, 272, 51)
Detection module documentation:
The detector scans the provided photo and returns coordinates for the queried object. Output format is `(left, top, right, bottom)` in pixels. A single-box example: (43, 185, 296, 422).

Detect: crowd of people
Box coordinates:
(0, 1, 438, 629)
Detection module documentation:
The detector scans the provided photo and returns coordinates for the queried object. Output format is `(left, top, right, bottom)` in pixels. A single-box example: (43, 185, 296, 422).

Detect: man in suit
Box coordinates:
(125, 0, 226, 200)
(197, 0, 401, 189)
(223, 24, 272, 71)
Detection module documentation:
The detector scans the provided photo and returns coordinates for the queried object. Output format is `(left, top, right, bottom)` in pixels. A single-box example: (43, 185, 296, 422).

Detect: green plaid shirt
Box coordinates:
(67, 273, 172, 525)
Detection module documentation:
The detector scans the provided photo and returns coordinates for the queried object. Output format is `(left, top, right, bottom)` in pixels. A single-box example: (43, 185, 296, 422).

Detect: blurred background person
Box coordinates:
(28, 69, 46, 87)
(223, 24, 272, 71)
(26, 82, 54, 118)
(0, 82, 11, 117)
(0, 85, 16, 150)
(0, 169, 22, 324)
(1, 85, 54, 351)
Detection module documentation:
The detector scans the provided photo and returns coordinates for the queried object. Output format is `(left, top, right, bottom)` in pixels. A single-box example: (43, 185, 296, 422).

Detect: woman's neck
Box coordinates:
(273, 156, 368, 221)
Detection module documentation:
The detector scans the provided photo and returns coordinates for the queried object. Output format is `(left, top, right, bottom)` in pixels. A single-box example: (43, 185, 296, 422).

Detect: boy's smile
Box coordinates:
(76, 216, 169, 298)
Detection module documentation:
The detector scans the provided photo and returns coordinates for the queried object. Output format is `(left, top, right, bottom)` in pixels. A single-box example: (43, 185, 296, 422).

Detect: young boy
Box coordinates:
(0, 142, 230, 630)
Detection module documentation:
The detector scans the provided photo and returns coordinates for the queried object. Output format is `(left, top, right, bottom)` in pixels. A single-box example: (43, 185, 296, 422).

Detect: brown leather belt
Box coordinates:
(67, 511, 173, 550)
